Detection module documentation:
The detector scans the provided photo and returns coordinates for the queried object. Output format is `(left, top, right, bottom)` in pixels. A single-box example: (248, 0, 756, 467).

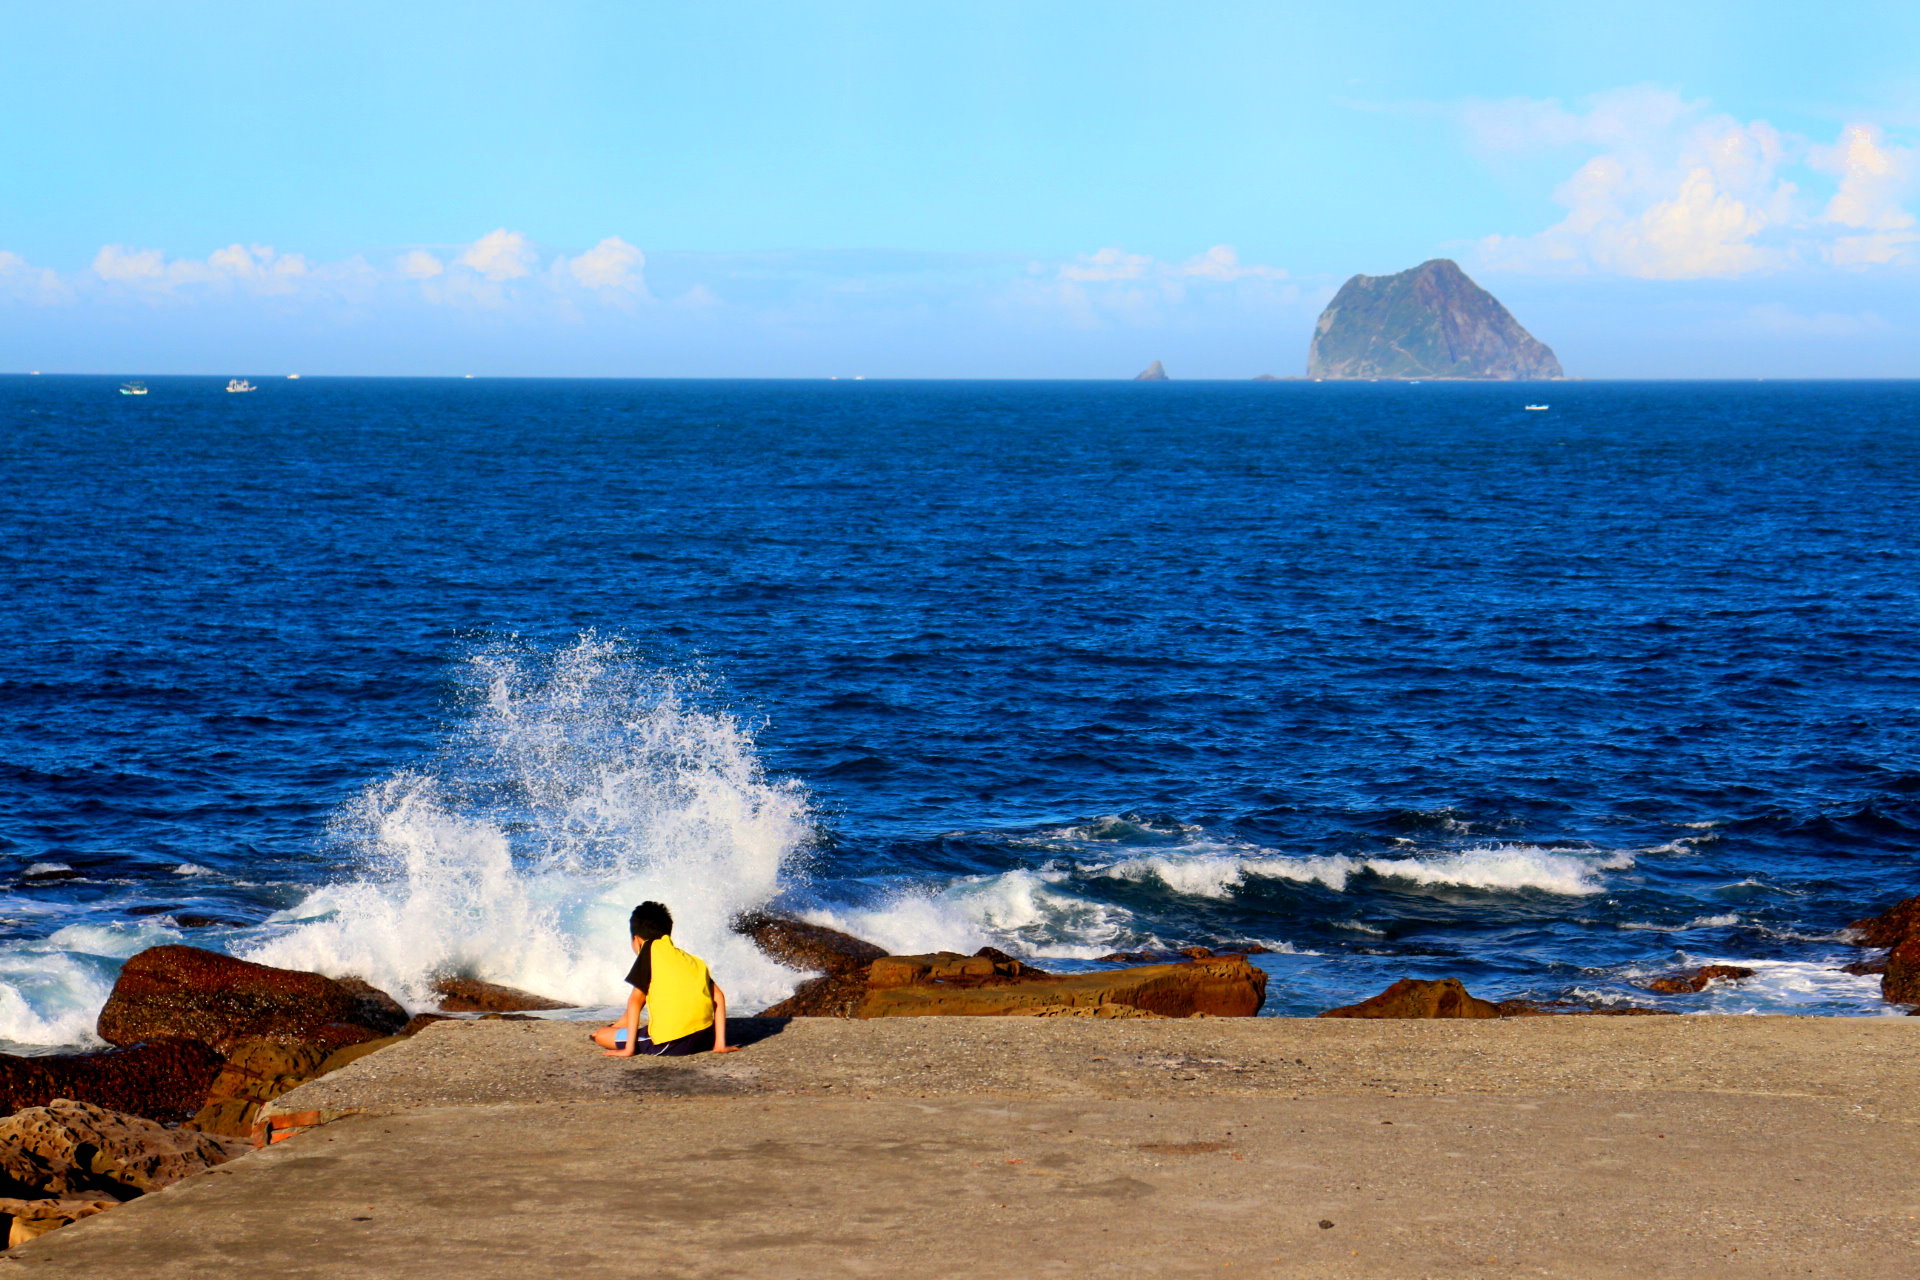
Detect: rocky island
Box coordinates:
(1307, 258, 1562, 380)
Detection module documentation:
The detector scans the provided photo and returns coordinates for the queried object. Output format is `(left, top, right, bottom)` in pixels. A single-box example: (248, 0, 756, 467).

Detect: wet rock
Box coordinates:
(1643, 965, 1756, 995)
(1, 1196, 118, 1247)
(759, 972, 871, 1019)
(97, 946, 409, 1054)
(1319, 977, 1501, 1019)
(1883, 937, 1920, 1005)
(1843, 893, 1920, 1006)
(0, 1100, 243, 1201)
(1099, 945, 1271, 964)
(430, 976, 571, 1013)
(1847, 894, 1920, 948)
(733, 913, 888, 975)
(0, 1039, 225, 1125)
(763, 951, 1263, 1019)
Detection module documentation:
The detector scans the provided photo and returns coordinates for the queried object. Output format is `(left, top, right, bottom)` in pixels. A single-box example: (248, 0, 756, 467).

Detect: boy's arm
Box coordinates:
(605, 986, 647, 1058)
(712, 983, 740, 1053)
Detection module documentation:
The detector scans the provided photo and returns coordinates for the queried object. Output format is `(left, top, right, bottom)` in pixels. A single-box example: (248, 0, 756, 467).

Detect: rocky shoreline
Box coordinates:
(3, 892, 1915, 1247)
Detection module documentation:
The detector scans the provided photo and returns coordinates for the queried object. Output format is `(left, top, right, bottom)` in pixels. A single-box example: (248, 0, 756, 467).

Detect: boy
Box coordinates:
(592, 901, 739, 1057)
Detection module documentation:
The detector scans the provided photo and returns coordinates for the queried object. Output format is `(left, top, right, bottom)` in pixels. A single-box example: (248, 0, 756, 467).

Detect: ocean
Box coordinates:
(2, 375, 1917, 1049)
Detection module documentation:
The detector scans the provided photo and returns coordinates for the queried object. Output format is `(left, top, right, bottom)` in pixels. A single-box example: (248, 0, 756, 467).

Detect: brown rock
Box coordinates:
(96, 946, 409, 1054)
(758, 972, 871, 1019)
(0, 1039, 224, 1125)
(1, 1196, 118, 1247)
(1319, 978, 1501, 1019)
(855, 955, 1264, 1019)
(1883, 937, 1920, 1005)
(0, 1100, 243, 1201)
(733, 913, 888, 975)
(1847, 894, 1920, 949)
(430, 976, 570, 1013)
(1495, 1000, 1676, 1017)
(1643, 965, 1756, 995)
(1100, 944, 1272, 964)
(401, 1013, 455, 1036)
(183, 1033, 409, 1138)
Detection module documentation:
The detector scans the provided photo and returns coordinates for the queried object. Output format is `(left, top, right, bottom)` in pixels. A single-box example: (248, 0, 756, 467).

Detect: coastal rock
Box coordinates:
(733, 913, 888, 976)
(0, 1099, 243, 1201)
(1319, 977, 1502, 1019)
(1133, 360, 1170, 381)
(1643, 965, 1756, 995)
(1883, 937, 1920, 1005)
(1846, 893, 1920, 948)
(0, 1039, 224, 1125)
(1844, 892, 1920, 1006)
(1495, 1000, 1675, 1017)
(97, 946, 409, 1054)
(857, 953, 1263, 1019)
(1010, 1002, 1167, 1018)
(2, 1196, 118, 1247)
(1099, 945, 1272, 964)
(185, 1033, 408, 1138)
(758, 973, 872, 1019)
(761, 950, 1264, 1019)
(1306, 259, 1562, 380)
(431, 976, 571, 1013)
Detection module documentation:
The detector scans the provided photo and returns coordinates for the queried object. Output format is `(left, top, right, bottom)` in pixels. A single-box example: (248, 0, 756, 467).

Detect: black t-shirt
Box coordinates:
(625, 939, 655, 993)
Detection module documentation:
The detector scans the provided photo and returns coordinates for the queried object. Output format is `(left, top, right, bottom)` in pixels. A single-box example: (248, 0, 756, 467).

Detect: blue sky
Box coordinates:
(3, 1, 1916, 376)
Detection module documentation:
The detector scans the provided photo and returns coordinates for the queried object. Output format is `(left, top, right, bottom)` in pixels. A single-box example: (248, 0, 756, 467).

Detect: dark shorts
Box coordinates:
(615, 1025, 715, 1056)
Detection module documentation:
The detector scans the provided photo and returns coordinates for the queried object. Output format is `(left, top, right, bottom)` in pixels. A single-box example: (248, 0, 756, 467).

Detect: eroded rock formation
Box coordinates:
(97, 946, 410, 1054)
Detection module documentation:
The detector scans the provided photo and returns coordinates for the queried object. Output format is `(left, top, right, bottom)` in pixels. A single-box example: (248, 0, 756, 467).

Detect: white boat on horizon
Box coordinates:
(286, 373, 301, 380)
(1523, 403, 1550, 411)
(226, 378, 257, 393)
(119, 382, 148, 396)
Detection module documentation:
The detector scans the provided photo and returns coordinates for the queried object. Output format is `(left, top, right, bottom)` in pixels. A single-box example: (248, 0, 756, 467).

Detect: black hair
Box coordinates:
(629, 901, 673, 941)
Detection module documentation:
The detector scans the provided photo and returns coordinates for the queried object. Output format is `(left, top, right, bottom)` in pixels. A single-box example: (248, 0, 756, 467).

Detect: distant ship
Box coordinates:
(226, 378, 257, 393)
(286, 373, 301, 380)
(119, 382, 148, 396)
(1523, 404, 1550, 411)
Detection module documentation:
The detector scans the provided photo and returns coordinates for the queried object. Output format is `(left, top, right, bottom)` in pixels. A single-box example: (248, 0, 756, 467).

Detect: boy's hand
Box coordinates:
(713, 1044, 742, 1054)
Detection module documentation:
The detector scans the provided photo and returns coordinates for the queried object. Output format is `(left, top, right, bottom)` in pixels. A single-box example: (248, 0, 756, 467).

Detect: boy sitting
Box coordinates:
(592, 901, 739, 1057)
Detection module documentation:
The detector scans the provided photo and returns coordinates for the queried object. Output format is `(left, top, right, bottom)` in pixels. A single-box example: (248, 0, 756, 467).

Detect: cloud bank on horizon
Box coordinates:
(2, 3, 1915, 378)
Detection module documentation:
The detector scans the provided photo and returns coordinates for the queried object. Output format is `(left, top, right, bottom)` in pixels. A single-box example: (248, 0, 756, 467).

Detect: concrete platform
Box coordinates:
(6, 1015, 1919, 1278)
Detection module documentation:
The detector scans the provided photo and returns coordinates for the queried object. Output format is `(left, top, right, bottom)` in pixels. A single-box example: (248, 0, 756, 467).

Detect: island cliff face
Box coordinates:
(1306, 259, 1562, 380)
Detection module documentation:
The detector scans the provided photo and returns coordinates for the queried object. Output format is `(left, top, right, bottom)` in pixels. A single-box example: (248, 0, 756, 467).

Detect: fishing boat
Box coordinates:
(286, 373, 301, 380)
(119, 382, 148, 396)
(1523, 404, 1550, 411)
(226, 378, 257, 393)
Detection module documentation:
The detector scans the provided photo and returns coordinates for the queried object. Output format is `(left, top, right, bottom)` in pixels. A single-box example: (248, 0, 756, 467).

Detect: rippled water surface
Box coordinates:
(2, 376, 1917, 1045)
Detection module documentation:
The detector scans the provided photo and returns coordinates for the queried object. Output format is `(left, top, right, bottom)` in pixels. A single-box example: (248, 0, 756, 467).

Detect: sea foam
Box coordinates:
(243, 638, 815, 1013)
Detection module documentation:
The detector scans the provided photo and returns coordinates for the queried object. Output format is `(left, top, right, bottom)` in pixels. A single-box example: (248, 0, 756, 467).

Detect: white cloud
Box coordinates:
(397, 249, 445, 279)
(91, 242, 315, 293)
(1811, 124, 1919, 266)
(1467, 86, 1917, 278)
(563, 236, 646, 291)
(0, 251, 70, 304)
(1023, 244, 1296, 327)
(457, 228, 537, 281)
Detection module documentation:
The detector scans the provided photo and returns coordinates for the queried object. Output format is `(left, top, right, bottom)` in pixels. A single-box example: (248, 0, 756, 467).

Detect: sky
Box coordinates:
(2, 1, 1916, 377)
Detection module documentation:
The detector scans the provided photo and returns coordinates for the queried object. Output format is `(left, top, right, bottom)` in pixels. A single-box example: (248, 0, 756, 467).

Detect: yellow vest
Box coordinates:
(645, 936, 715, 1043)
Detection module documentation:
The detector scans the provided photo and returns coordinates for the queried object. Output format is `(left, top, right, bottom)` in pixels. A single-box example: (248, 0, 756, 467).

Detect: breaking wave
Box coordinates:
(245, 637, 815, 1012)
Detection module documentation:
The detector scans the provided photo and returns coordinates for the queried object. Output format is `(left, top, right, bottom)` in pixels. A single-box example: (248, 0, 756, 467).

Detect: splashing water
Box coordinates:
(245, 637, 815, 1012)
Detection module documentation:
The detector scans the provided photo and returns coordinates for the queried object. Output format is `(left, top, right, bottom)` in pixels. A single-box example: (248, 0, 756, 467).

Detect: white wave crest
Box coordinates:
(244, 638, 814, 1013)
(0, 921, 183, 1050)
(803, 867, 1135, 961)
(1098, 844, 1630, 898)
(1619, 913, 1741, 933)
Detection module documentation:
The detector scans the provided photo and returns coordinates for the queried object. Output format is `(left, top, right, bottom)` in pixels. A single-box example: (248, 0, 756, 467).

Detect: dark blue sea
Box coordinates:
(3, 375, 1917, 1047)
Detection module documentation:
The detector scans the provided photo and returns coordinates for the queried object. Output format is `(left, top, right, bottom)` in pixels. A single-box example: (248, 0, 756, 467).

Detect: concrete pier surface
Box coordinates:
(6, 1015, 1919, 1278)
